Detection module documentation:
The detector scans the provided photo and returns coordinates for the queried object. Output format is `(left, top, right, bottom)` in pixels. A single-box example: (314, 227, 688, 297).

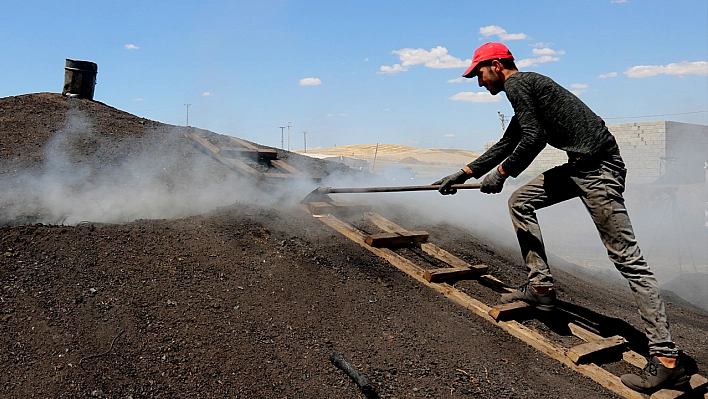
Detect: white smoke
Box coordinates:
(0, 107, 267, 225)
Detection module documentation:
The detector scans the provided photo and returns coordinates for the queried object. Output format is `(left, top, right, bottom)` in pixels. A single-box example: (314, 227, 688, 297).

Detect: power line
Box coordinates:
(604, 110, 707, 120)
(278, 126, 286, 149)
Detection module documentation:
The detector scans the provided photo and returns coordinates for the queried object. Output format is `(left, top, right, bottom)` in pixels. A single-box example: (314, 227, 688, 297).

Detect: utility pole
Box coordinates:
(497, 110, 506, 137)
(303, 131, 307, 153)
(278, 126, 286, 149)
(287, 122, 291, 151)
(185, 104, 191, 126)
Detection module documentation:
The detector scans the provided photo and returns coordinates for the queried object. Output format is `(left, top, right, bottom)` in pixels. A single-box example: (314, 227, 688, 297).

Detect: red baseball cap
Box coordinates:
(462, 42, 514, 78)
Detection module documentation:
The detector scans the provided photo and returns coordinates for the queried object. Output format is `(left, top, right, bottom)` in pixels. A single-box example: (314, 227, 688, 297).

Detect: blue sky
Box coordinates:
(1, 0, 707, 152)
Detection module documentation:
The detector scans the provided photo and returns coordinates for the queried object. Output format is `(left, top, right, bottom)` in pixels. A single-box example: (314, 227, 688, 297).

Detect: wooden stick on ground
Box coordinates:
(330, 351, 379, 399)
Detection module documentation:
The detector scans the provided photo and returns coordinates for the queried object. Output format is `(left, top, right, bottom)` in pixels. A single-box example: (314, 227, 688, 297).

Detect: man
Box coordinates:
(433, 42, 690, 393)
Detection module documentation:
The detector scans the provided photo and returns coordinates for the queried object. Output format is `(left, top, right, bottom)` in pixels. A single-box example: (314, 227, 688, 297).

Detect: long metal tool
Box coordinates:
(301, 183, 481, 204)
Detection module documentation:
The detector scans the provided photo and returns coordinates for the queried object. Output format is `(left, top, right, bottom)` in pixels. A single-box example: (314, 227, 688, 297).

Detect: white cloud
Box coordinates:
(516, 55, 561, 68)
(379, 46, 470, 74)
(509, 46, 566, 69)
(444, 134, 455, 138)
(447, 77, 464, 83)
(202, 92, 213, 96)
(611, 0, 627, 3)
(479, 25, 528, 41)
(379, 64, 408, 74)
(124, 44, 139, 50)
(570, 83, 588, 96)
(532, 47, 565, 56)
(364, 58, 369, 62)
(326, 113, 348, 117)
(597, 72, 618, 79)
(337, 113, 348, 117)
(624, 61, 708, 78)
(383, 108, 391, 112)
(448, 92, 501, 103)
(133, 98, 143, 102)
(299, 77, 322, 86)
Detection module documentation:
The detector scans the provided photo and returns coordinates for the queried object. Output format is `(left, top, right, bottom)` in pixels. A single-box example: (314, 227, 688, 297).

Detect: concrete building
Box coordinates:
(485, 121, 708, 184)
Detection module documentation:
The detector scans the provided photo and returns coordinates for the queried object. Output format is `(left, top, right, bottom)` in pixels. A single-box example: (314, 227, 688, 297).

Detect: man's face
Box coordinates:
(477, 64, 504, 95)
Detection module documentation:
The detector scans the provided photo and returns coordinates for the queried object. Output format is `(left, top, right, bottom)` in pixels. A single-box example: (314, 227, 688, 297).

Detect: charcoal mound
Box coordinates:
(1, 93, 706, 399)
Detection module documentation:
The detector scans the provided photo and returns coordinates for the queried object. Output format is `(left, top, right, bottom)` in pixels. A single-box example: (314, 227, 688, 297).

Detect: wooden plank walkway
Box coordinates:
(304, 208, 707, 399)
(184, 132, 320, 182)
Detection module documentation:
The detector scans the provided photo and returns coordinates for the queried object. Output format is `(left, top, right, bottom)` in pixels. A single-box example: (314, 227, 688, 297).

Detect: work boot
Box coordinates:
(500, 283, 555, 311)
(621, 356, 690, 394)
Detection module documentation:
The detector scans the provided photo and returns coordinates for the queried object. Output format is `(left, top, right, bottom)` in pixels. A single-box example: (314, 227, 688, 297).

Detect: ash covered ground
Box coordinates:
(0, 93, 706, 398)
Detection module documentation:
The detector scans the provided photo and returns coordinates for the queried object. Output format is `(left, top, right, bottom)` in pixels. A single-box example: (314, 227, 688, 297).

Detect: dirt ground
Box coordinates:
(0, 93, 706, 399)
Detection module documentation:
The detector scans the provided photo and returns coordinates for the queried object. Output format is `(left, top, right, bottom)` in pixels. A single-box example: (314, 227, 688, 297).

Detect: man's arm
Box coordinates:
(499, 110, 547, 177)
(466, 115, 522, 178)
(433, 117, 518, 195)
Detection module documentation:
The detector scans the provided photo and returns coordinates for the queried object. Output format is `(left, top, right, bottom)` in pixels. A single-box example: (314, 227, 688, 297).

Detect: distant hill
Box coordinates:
(296, 144, 480, 166)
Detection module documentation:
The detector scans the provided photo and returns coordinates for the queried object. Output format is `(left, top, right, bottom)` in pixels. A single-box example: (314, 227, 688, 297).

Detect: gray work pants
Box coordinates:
(507, 153, 678, 357)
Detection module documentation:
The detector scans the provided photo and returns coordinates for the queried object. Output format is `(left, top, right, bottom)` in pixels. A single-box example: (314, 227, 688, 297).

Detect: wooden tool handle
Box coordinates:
(321, 183, 481, 194)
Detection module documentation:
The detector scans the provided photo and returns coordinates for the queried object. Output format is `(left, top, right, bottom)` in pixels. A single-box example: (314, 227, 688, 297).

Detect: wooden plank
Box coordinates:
(219, 147, 257, 158)
(184, 132, 220, 155)
(569, 322, 648, 369)
(257, 149, 279, 160)
(308, 202, 332, 215)
(567, 335, 627, 364)
(364, 212, 487, 274)
(477, 274, 515, 293)
(310, 211, 646, 399)
(365, 231, 429, 247)
(220, 147, 278, 160)
(263, 172, 321, 182)
(424, 266, 485, 283)
(419, 243, 488, 273)
(227, 136, 258, 150)
(489, 301, 530, 321)
(183, 133, 268, 180)
(568, 322, 604, 342)
(622, 351, 648, 369)
(364, 212, 407, 232)
(218, 157, 263, 180)
(271, 159, 301, 174)
(418, 242, 469, 269)
(309, 201, 372, 217)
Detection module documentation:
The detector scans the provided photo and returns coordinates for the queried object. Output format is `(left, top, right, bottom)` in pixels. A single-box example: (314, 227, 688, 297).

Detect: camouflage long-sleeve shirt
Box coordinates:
(467, 72, 619, 178)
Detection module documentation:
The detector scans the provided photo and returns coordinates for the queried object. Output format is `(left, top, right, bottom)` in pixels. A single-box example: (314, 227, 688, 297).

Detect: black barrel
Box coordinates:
(62, 59, 98, 100)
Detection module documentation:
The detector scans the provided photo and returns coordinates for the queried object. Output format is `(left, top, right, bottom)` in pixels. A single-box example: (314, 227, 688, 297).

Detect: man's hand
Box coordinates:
(432, 169, 470, 195)
(480, 167, 508, 194)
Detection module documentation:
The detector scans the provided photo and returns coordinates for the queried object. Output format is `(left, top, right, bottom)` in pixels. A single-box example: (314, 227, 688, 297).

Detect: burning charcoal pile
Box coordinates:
(0, 93, 706, 398)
